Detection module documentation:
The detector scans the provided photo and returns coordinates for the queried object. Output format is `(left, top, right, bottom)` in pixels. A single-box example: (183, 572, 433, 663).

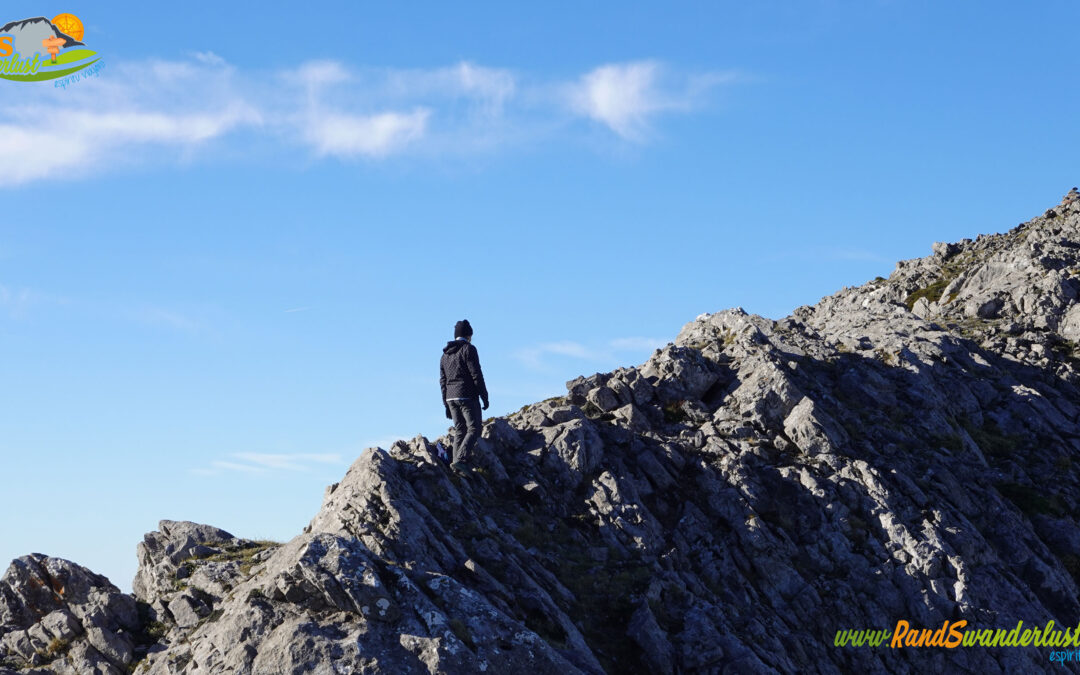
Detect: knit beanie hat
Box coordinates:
(454, 320, 473, 338)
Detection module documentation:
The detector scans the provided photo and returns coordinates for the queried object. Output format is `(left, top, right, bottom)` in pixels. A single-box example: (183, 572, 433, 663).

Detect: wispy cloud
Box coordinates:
(0, 55, 738, 185)
(514, 341, 598, 370)
(288, 60, 517, 159)
(193, 460, 267, 476)
(191, 452, 345, 477)
(0, 284, 67, 318)
(303, 108, 431, 158)
(567, 61, 736, 140)
(291, 60, 351, 91)
(128, 306, 205, 334)
(0, 57, 260, 186)
(191, 50, 226, 67)
(514, 336, 669, 370)
(0, 286, 216, 335)
(236, 452, 341, 471)
(381, 61, 517, 116)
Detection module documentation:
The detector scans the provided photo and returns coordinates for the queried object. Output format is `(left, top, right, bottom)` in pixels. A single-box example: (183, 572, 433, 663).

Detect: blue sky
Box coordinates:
(2, 1, 1078, 592)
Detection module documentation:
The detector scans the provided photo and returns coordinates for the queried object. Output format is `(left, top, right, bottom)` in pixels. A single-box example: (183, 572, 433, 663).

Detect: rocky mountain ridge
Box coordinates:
(4, 189, 1080, 674)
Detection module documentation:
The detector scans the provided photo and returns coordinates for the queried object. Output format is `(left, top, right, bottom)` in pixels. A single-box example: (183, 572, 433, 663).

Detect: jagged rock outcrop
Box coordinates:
(131, 520, 278, 626)
(5, 189, 1080, 673)
(0, 555, 139, 674)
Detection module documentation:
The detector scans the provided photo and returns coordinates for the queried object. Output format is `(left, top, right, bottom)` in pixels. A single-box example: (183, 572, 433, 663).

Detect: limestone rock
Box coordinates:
(7, 189, 1080, 673)
(0, 555, 137, 673)
(132, 520, 238, 609)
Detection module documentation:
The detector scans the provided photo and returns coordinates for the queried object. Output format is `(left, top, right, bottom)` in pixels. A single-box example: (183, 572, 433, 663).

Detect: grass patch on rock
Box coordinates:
(134, 600, 169, 649)
(580, 400, 603, 418)
(905, 278, 952, 310)
(662, 400, 690, 424)
(961, 419, 1025, 458)
(188, 540, 280, 576)
(558, 555, 652, 672)
(996, 482, 1068, 518)
(36, 636, 70, 662)
(447, 617, 476, 650)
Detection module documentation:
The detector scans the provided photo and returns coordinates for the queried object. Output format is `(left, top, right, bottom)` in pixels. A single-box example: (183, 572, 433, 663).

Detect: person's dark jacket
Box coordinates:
(440, 339, 489, 405)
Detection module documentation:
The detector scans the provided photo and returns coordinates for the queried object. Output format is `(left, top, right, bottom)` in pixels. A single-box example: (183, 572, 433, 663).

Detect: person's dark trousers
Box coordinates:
(448, 397, 482, 465)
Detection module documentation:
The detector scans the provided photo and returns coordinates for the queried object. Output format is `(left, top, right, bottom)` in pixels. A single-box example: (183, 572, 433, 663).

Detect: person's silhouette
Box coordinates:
(439, 320, 489, 473)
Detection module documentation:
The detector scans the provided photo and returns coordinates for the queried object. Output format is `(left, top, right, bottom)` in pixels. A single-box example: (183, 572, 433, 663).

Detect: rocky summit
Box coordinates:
(5, 189, 1080, 674)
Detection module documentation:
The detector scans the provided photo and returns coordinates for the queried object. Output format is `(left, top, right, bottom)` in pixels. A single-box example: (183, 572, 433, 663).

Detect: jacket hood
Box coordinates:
(443, 340, 469, 354)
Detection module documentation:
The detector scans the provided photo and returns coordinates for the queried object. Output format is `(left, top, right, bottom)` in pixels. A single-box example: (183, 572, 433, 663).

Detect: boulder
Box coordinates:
(0, 555, 137, 673)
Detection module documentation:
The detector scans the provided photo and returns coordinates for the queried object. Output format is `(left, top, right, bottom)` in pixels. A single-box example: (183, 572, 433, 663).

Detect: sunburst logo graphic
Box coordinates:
(51, 13, 83, 41)
(0, 12, 100, 82)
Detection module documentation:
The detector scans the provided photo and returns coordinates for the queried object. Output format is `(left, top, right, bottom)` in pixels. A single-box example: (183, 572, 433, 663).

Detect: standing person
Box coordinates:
(439, 319, 489, 473)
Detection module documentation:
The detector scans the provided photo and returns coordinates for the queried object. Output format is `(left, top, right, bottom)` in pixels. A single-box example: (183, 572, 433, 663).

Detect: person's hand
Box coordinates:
(482, 399, 490, 411)
(445, 405, 452, 419)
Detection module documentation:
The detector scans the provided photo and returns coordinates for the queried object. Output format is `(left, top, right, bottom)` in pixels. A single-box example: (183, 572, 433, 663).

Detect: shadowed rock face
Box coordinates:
(5, 189, 1080, 674)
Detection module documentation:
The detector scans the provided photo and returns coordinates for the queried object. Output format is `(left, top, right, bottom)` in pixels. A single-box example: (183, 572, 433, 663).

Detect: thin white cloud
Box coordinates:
(514, 341, 597, 370)
(538, 340, 596, 358)
(192, 452, 345, 476)
(0, 55, 737, 185)
(283, 306, 310, 313)
(0, 54, 260, 186)
(288, 58, 433, 159)
(236, 452, 342, 471)
(191, 51, 226, 67)
(0, 286, 214, 334)
(292, 60, 351, 88)
(209, 460, 268, 475)
(570, 61, 664, 140)
(132, 306, 203, 334)
(567, 60, 736, 140)
(287, 60, 512, 160)
(515, 336, 668, 370)
(381, 61, 516, 114)
(303, 108, 431, 158)
(0, 125, 90, 185)
(61, 108, 256, 143)
(453, 62, 516, 111)
(0, 284, 68, 318)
